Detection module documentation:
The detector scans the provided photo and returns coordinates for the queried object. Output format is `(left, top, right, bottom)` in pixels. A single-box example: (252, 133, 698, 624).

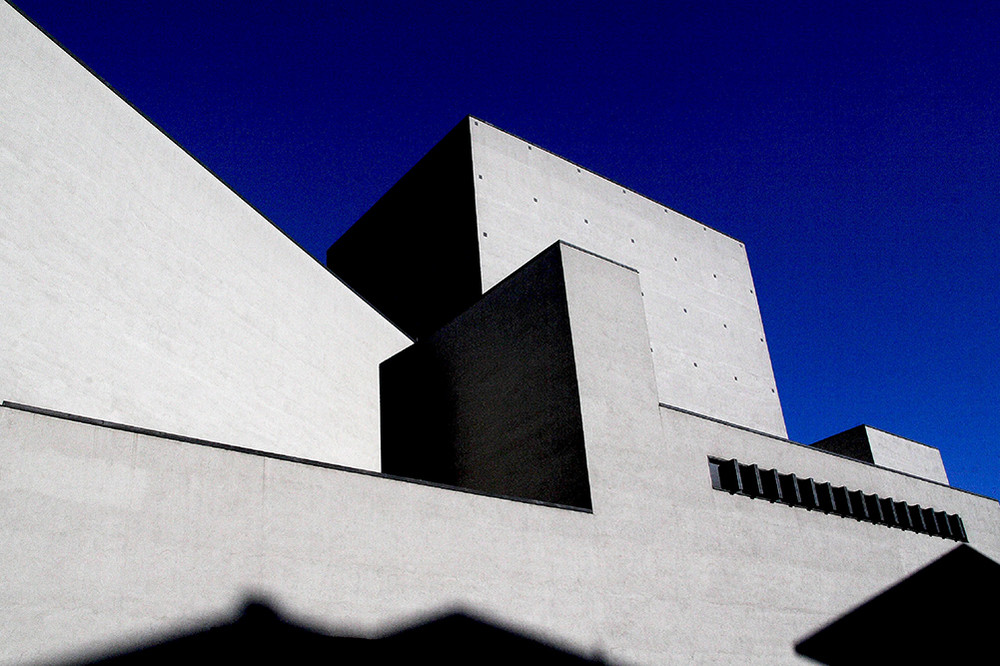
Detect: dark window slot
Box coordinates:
(739, 464, 762, 497)
(894, 501, 912, 530)
(759, 468, 781, 502)
(881, 498, 900, 527)
(718, 459, 741, 493)
(908, 504, 927, 533)
(922, 508, 940, 536)
(948, 514, 968, 542)
(848, 490, 868, 520)
(708, 459, 723, 490)
(779, 473, 800, 505)
(798, 478, 820, 510)
(934, 511, 952, 539)
(816, 482, 836, 513)
(832, 486, 851, 517)
(864, 494, 884, 524)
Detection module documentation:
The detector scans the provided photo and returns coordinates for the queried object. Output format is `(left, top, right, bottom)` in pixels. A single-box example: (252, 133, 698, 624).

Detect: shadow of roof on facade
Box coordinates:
(63, 599, 608, 665)
(795, 544, 1000, 664)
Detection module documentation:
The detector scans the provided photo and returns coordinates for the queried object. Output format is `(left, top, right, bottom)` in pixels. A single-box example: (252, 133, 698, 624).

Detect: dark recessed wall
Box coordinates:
(380, 244, 591, 509)
(811, 425, 875, 464)
(326, 118, 481, 340)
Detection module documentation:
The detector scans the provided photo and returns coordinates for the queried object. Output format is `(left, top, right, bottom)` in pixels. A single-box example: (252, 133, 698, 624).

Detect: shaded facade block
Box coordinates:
(381, 243, 591, 509)
(329, 118, 787, 438)
(326, 122, 481, 340)
(811, 425, 949, 484)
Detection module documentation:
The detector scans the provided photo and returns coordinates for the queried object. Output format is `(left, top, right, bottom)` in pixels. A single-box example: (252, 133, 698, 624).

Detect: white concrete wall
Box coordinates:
(657, 406, 1000, 662)
(3, 246, 997, 665)
(865, 425, 949, 485)
(470, 119, 786, 438)
(0, 3, 409, 469)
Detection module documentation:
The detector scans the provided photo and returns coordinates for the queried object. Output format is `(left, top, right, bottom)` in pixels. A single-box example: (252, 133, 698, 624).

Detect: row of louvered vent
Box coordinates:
(709, 457, 967, 542)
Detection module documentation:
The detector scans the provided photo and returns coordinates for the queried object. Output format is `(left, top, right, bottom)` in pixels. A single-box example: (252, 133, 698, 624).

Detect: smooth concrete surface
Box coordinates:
(0, 2, 409, 469)
(865, 425, 949, 485)
(655, 404, 1000, 662)
(381, 243, 590, 508)
(469, 118, 786, 438)
(4, 245, 998, 665)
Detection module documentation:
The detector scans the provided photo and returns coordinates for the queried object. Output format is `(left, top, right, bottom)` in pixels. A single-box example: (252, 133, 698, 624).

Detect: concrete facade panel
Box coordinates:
(864, 425, 950, 485)
(655, 405, 1000, 661)
(469, 119, 786, 438)
(5, 384, 997, 663)
(0, 3, 409, 470)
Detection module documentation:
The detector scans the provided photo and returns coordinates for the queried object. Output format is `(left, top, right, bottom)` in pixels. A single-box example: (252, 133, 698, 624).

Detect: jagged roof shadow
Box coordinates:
(59, 597, 609, 665)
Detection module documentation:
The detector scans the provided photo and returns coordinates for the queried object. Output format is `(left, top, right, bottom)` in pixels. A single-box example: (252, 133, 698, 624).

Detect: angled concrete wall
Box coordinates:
(0, 3, 409, 469)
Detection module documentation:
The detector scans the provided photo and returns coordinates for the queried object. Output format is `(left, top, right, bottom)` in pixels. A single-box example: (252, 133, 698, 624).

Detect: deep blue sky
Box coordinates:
(12, 1, 998, 499)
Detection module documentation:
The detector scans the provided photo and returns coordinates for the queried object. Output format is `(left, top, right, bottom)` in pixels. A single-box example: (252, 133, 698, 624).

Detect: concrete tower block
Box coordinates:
(328, 117, 787, 439)
(379, 239, 662, 513)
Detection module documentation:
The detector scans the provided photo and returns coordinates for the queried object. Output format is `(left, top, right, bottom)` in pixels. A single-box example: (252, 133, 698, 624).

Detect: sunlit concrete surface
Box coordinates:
(0, 1, 409, 469)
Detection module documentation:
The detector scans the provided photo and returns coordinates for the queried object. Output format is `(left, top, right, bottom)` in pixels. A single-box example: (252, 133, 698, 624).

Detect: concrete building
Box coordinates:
(2, 2, 998, 663)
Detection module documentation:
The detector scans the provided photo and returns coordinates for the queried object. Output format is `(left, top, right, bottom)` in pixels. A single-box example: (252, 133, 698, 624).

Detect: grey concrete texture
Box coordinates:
(864, 425, 949, 485)
(4, 4, 1000, 664)
(3, 244, 997, 665)
(326, 118, 786, 439)
(469, 119, 787, 438)
(812, 424, 950, 485)
(381, 243, 591, 508)
(0, 2, 409, 470)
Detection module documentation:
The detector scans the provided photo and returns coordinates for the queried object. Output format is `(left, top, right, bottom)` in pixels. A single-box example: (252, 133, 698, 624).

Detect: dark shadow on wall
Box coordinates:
(795, 544, 1000, 664)
(380, 243, 592, 510)
(55, 598, 611, 665)
(326, 117, 481, 341)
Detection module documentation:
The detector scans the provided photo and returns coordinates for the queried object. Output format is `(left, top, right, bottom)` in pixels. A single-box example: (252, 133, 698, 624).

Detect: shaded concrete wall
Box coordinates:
(3, 245, 998, 665)
(469, 119, 786, 438)
(326, 119, 481, 340)
(381, 244, 590, 508)
(0, 3, 409, 469)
